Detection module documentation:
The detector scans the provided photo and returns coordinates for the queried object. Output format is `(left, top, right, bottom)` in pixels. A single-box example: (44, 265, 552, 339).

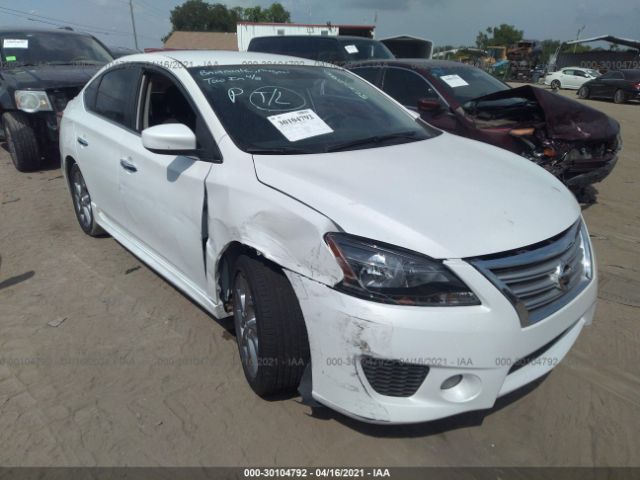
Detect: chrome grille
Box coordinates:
(470, 221, 591, 327)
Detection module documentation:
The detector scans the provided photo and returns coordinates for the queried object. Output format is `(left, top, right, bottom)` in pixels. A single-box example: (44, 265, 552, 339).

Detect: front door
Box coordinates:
(118, 68, 217, 292)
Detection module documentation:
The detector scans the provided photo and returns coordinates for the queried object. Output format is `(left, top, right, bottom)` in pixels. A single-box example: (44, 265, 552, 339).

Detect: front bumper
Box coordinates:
(286, 259, 597, 424)
(565, 155, 618, 189)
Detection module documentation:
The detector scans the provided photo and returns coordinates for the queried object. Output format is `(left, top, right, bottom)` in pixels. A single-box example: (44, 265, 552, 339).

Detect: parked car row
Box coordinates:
(344, 59, 621, 194)
(1, 30, 605, 424)
(248, 37, 623, 196)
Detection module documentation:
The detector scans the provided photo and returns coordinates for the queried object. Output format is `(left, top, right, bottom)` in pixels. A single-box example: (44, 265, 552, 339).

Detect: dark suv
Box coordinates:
(247, 35, 394, 64)
(1, 28, 113, 171)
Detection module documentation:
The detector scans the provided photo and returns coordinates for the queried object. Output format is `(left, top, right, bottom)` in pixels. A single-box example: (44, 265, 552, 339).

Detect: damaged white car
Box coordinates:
(60, 52, 597, 424)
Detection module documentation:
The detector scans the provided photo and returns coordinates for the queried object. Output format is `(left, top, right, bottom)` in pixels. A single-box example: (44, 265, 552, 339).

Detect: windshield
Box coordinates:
(427, 65, 510, 104)
(189, 65, 438, 154)
(586, 69, 600, 77)
(1, 32, 113, 67)
(336, 38, 395, 61)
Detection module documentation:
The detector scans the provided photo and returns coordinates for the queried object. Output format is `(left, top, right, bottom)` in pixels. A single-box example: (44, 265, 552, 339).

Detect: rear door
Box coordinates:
(75, 64, 141, 227)
(562, 69, 577, 88)
(117, 66, 218, 292)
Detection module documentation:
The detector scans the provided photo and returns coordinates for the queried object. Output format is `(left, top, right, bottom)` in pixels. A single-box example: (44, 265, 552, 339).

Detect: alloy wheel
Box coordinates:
(234, 272, 259, 379)
(72, 168, 93, 230)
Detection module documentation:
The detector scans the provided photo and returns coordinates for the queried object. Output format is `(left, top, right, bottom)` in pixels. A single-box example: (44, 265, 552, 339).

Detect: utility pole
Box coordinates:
(573, 25, 585, 53)
(129, 0, 139, 50)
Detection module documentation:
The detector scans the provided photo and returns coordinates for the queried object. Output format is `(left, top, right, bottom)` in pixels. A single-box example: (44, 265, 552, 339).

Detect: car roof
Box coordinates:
(347, 58, 473, 70)
(0, 27, 94, 38)
(114, 50, 326, 68)
(250, 35, 375, 41)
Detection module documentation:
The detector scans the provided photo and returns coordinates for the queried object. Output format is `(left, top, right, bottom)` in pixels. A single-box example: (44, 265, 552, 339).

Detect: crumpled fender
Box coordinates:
(204, 136, 343, 311)
(473, 85, 620, 142)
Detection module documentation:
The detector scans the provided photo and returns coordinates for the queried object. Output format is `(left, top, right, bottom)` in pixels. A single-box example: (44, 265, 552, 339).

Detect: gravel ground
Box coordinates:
(0, 87, 638, 467)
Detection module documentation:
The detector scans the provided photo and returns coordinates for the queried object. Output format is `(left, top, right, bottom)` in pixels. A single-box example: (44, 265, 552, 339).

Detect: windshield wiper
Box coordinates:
(326, 131, 418, 153)
(245, 146, 316, 155)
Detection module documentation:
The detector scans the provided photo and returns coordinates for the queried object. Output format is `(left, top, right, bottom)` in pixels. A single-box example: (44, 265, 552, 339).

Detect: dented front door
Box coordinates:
(118, 127, 213, 291)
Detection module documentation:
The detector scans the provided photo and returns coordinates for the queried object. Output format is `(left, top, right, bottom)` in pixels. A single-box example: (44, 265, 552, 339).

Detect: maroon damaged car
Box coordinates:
(347, 59, 621, 197)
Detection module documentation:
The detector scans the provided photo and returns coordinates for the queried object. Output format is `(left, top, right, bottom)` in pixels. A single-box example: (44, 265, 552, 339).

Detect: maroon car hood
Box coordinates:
(473, 85, 619, 142)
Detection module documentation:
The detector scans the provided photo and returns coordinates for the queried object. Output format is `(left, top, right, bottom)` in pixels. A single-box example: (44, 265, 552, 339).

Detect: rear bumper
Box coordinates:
(286, 258, 597, 424)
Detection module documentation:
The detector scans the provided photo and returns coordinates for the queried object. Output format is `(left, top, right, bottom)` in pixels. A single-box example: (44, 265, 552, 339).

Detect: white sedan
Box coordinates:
(60, 51, 597, 424)
(544, 66, 601, 90)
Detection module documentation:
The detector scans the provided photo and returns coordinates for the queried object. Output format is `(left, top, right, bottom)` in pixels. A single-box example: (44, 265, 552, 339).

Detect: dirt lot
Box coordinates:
(0, 88, 638, 467)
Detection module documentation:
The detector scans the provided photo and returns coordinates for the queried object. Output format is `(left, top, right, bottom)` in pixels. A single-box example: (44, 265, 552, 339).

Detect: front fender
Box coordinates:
(205, 139, 344, 309)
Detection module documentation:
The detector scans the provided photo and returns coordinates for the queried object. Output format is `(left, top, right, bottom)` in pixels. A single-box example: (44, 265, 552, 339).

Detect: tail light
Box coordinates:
(633, 82, 640, 90)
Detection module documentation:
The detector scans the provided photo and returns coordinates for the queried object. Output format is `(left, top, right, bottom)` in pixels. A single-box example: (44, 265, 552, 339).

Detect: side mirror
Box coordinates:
(142, 123, 197, 155)
(417, 98, 444, 112)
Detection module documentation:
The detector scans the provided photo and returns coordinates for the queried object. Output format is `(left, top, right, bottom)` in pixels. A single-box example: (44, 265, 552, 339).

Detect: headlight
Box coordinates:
(325, 233, 480, 306)
(578, 222, 593, 279)
(14, 90, 53, 113)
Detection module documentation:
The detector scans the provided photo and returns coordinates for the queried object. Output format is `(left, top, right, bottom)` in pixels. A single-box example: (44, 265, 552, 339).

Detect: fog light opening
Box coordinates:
(441, 374, 463, 390)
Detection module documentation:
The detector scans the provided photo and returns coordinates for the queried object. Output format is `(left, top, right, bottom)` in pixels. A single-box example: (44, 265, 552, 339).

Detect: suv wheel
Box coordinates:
(578, 86, 590, 99)
(2, 111, 41, 172)
(614, 89, 627, 104)
(232, 255, 310, 397)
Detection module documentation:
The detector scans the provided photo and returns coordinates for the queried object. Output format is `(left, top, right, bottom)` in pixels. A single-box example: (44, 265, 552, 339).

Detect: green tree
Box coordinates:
(476, 24, 524, 49)
(163, 1, 291, 42)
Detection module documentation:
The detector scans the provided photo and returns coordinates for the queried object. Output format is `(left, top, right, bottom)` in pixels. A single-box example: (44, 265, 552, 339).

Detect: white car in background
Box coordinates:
(59, 51, 597, 424)
(544, 67, 601, 90)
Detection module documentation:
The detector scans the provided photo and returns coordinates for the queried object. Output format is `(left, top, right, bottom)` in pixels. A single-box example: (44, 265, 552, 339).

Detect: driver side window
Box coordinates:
(382, 67, 439, 108)
(139, 71, 197, 132)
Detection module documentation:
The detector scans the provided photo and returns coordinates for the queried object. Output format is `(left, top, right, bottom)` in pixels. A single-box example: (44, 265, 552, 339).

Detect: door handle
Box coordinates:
(77, 137, 88, 147)
(120, 158, 137, 173)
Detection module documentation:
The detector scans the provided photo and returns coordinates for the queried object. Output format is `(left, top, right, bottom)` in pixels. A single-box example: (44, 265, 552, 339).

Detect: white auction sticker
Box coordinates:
(344, 44, 359, 54)
(3, 39, 29, 49)
(440, 74, 469, 88)
(267, 109, 333, 142)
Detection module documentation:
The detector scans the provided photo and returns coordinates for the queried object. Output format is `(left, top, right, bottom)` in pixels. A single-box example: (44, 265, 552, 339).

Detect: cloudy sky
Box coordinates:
(1, 0, 639, 50)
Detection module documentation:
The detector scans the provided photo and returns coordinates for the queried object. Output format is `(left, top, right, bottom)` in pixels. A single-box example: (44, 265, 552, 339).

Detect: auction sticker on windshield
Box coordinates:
(3, 39, 29, 49)
(267, 109, 333, 142)
(344, 45, 359, 54)
(440, 74, 469, 88)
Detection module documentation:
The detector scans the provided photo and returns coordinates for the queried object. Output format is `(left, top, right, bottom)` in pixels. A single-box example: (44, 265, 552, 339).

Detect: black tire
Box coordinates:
(2, 111, 41, 172)
(69, 163, 106, 237)
(578, 86, 590, 99)
(614, 89, 627, 104)
(551, 80, 561, 90)
(232, 255, 310, 397)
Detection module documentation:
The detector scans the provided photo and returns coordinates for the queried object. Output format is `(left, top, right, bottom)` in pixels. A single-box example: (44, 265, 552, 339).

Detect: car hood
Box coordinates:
(470, 85, 619, 142)
(0, 64, 102, 91)
(253, 134, 581, 259)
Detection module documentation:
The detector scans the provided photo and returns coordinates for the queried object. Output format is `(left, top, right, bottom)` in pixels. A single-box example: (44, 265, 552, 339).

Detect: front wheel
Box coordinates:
(578, 86, 590, 99)
(2, 111, 41, 172)
(69, 163, 105, 237)
(614, 89, 627, 104)
(232, 255, 310, 397)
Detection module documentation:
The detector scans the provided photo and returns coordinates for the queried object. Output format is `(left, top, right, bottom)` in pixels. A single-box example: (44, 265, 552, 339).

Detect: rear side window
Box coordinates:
(383, 67, 438, 107)
(350, 67, 383, 87)
(83, 77, 100, 111)
(90, 66, 140, 128)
